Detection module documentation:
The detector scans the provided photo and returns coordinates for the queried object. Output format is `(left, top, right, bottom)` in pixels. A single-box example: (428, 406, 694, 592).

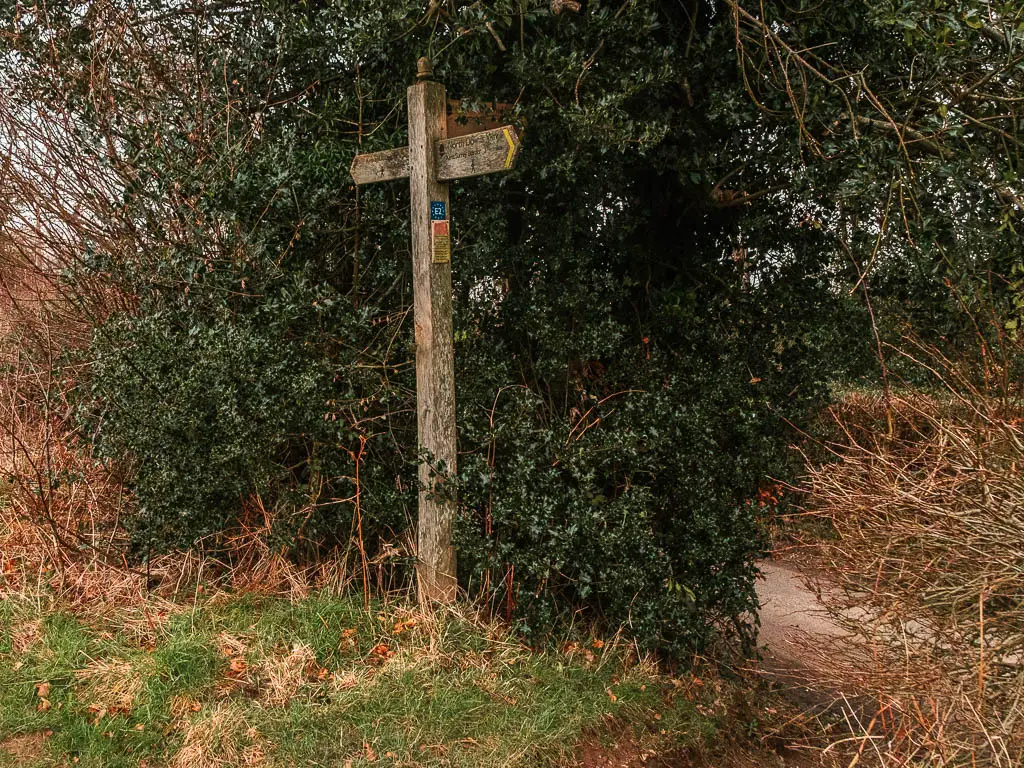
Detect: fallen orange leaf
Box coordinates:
(368, 643, 393, 662)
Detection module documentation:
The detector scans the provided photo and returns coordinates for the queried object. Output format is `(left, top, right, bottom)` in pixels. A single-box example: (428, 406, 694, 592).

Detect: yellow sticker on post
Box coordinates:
(431, 219, 451, 264)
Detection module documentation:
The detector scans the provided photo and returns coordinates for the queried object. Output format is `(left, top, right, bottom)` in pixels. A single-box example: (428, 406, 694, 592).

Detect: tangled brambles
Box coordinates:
(800, 380, 1024, 767)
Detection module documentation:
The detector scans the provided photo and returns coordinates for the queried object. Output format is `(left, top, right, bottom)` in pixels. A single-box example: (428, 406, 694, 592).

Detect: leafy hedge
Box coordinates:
(7, 0, 1015, 654)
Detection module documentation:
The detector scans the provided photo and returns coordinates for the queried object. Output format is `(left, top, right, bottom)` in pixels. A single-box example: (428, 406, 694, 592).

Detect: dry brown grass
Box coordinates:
(0, 406, 358, 618)
(169, 705, 270, 768)
(795, 378, 1024, 767)
(169, 694, 205, 720)
(263, 643, 318, 707)
(0, 228, 149, 616)
(9, 619, 43, 655)
(75, 657, 154, 714)
(0, 732, 50, 762)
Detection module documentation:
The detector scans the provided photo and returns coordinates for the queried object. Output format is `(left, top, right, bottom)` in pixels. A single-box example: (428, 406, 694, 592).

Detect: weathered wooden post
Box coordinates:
(407, 58, 457, 602)
(350, 58, 521, 603)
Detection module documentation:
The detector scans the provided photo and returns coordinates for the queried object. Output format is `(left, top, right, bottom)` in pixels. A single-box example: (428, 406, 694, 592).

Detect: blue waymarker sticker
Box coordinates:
(430, 201, 447, 220)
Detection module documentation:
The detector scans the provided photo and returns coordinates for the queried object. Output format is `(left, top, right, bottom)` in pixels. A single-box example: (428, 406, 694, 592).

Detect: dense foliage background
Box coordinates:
(0, 0, 1019, 654)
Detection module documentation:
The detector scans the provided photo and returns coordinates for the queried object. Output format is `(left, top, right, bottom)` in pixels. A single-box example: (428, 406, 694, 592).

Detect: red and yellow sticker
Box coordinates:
(431, 220, 451, 263)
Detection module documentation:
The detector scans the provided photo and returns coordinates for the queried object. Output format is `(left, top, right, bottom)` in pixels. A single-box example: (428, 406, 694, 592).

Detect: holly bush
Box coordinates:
(2, 0, 1017, 654)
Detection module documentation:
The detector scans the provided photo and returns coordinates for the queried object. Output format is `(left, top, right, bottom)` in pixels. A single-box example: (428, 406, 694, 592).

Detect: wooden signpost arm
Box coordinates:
(408, 59, 458, 603)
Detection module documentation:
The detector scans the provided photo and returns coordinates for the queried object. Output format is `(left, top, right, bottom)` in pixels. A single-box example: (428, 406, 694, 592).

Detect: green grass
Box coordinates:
(0, 593, 713, 767)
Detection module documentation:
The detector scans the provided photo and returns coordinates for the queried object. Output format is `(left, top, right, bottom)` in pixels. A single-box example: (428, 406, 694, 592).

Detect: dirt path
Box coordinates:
(578, 560, 868, 768)
(756, 560, 844, 673)
(749, 560, 872, 768)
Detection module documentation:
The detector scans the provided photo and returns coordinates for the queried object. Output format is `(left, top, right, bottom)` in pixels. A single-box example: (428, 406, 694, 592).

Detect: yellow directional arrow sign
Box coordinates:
(436, 125, 521, 181)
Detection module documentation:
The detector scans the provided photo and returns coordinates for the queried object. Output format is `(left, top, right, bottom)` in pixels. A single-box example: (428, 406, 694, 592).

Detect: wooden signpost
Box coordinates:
(350, 58, 521, 603)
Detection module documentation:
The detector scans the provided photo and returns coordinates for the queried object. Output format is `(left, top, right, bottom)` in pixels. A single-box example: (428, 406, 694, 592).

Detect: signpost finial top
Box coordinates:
(416, 57, 433, 81)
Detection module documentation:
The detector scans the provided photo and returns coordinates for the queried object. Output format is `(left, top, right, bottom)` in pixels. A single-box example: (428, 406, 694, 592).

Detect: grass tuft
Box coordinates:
(0, 593, 712, 767)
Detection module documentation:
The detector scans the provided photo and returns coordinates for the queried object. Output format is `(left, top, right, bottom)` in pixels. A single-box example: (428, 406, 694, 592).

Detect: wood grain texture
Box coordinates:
(437, 125, 521, 181)
(349, 146, 410, 185)
(350, 126, 521, 185)
(445, 99, 515, 138)
(408, 78, 458, 603)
